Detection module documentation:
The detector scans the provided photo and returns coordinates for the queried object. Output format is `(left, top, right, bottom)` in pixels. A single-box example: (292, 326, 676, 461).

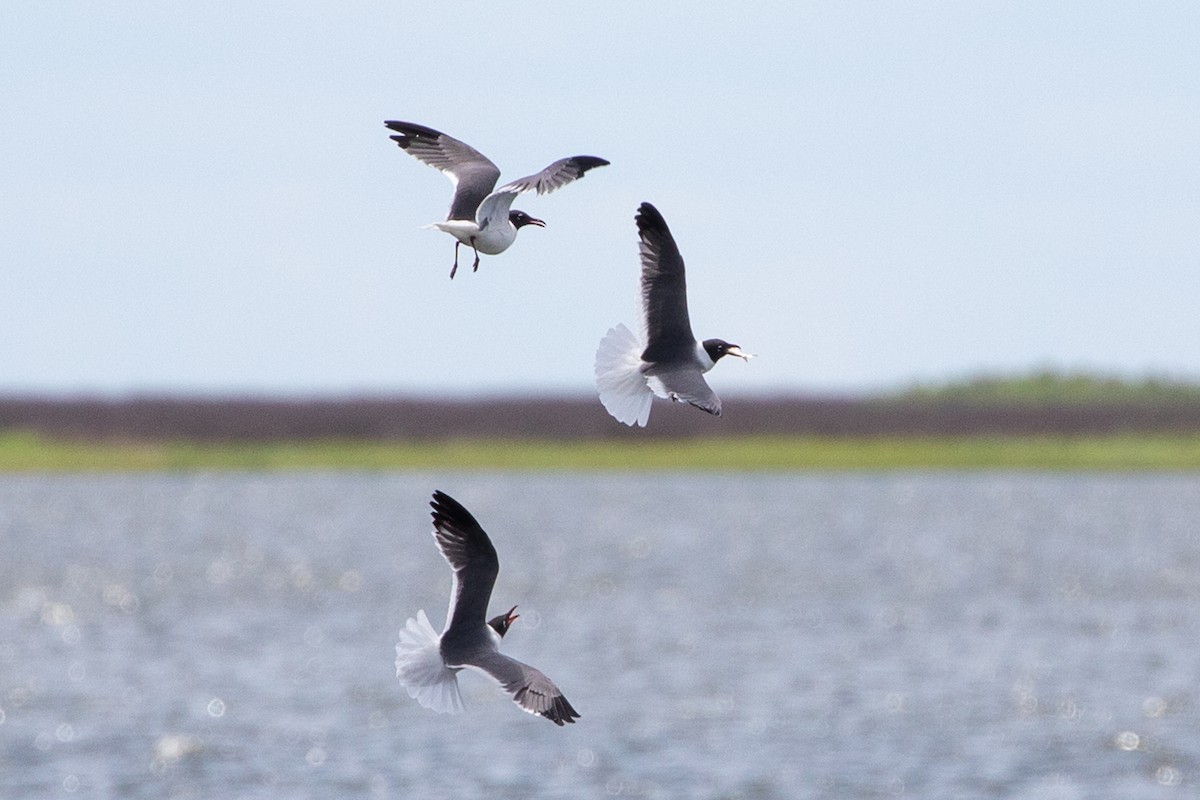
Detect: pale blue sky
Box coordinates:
(3, 2, 1198, 396)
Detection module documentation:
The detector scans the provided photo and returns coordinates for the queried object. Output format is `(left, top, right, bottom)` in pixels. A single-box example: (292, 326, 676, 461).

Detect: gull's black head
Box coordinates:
(487, 605, 519, 637)
(509, 210, 546, 229)
(702, 339, 752, 363)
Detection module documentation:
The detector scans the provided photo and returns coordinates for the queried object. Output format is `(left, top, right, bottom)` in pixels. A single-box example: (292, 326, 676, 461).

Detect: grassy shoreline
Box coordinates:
(3, 431, 1200, 471)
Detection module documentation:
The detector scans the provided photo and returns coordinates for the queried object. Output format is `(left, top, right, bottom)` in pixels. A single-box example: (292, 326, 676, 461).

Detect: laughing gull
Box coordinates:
(384, 120, 609, 278)
(395, 490, 580, 726)
(595, 202, 752, 427)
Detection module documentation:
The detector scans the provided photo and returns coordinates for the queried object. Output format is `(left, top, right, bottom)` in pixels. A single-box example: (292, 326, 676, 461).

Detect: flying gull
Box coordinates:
(595, 202, 752, 427)
(384, 120, 609, 278)
(395, 490, 580, 726)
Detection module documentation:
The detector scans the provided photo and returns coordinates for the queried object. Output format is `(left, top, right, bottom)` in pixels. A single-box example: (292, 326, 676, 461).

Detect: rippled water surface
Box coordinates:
(1, 473, 1198, 799)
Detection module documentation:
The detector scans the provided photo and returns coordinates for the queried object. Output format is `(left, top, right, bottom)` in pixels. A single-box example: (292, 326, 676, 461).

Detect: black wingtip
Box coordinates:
(383, 120, 445, 147)
(430, 490, 479, 528)
(635, 202, 669, 237)
(573, 156, 610, 174)
(543, 696, 581, 726)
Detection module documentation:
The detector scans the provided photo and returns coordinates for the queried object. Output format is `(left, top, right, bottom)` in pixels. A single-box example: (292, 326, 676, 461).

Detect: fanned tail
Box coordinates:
(595, 323, 653, 427)
(395, 610, 463, 714)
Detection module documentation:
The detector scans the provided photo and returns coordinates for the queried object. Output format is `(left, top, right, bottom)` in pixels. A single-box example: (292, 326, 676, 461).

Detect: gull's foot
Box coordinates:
(450, 242, 461, 279)
(469, 237, 481, 273)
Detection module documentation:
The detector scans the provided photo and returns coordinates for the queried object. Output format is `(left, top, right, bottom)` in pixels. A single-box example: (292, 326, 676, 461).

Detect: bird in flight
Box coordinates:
(595, 202, 752, 427)
(384, 120, 609, 278)
(395, 490, 580, 726)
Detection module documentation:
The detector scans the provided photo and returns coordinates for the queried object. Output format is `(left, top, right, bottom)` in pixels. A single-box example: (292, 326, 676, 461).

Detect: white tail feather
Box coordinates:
(395, 610, 463, 714)
(595, 323, 653, 427)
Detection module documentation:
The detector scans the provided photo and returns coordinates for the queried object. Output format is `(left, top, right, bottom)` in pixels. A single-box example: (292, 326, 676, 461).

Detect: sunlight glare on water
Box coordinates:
(0, 473, 1197, 798)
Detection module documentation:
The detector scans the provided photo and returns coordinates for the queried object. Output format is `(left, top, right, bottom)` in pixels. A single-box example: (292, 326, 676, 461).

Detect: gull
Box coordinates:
(595, 202, 752, 427)
(395, 490, 580, 726)
(384, 120, 609, 278)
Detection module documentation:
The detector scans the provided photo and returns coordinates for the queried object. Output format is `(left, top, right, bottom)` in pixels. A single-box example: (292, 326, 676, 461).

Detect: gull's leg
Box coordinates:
(450, 241, 460, 279)
(469, 237, 481, 272)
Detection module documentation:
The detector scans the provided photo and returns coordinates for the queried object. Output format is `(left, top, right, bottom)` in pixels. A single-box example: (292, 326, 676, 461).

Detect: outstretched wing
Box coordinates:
(464, 650, 580, 726)
(648, 365, 721, 417)
(429, 491, 500, 636)
(475, 155, 609, 229)
(498, 155, 609, 196)
(635, 202, 696, 364)
(384, 121, 502, 221)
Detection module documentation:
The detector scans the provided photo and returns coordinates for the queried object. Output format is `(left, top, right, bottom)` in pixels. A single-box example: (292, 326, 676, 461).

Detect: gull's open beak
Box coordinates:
(726, 346, 755, 361)
(506, 605, 520, 624)
(527, 217, 546, 228)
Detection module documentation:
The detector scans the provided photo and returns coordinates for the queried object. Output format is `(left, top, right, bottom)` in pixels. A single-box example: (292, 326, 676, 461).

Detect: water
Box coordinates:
(1, 473, 1197, 799)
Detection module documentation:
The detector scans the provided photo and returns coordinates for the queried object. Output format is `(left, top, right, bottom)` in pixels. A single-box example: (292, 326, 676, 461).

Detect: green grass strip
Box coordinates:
(3, 430, 1200, 471)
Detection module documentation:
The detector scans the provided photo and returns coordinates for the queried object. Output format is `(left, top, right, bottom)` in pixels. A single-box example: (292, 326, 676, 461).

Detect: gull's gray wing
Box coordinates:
(429, 491, 499, 636)
(384, 121, 502, 221)
(648, 364, 721, 417)
(497, 155, 609, 196)
(475, 155, 609, 228)
(635, 202, 696, 364)
(463, 650, 580, 726)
